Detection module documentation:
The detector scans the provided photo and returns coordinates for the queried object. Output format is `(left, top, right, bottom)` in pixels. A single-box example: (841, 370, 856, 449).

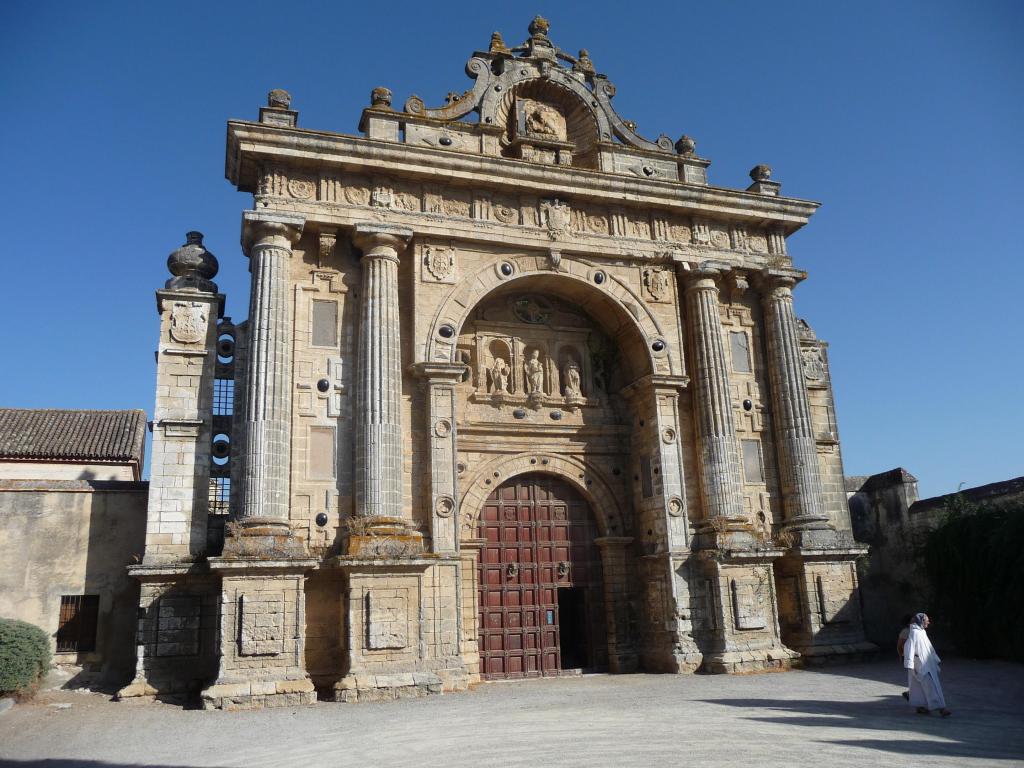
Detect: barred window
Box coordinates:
(56, 595, 99, 653)
(208, 476, 231, 515)
(213, 378, 234, 416)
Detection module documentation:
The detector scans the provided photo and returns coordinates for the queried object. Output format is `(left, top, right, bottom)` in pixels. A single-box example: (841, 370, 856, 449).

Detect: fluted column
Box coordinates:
(760, 271, 831, 534)
(353, 224, 413, 521)
(681, 267, 746, 529)
(240, 213, 303, 528)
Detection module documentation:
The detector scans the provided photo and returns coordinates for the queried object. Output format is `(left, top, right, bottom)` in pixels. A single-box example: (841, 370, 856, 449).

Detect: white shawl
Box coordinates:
(904, 623, 941, 678)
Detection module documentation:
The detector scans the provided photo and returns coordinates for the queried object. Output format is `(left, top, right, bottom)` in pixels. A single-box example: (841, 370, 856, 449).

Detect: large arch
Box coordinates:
(458, 452, 625, 542)
(423, 252, 680, 381)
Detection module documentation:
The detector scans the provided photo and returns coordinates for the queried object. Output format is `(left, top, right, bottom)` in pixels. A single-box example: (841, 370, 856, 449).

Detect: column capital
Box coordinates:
(409, 361, 467, 384)
(352, 223, 413, 259)
(241, 210, 305, 256)
(619, 373, 690, 401)
(677, 261, 731, 292)
(755, 267, 807, 297)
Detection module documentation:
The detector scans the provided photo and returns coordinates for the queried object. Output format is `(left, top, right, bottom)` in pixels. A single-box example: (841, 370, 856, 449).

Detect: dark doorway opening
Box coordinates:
(558, 587, 588, 670)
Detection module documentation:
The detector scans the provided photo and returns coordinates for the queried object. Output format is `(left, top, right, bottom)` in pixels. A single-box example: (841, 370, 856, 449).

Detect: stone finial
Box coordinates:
(528, 15, 551, 39)
(573, 49, 595, 76)
(267, 89, 291, 110)
(370, 86, 393, 110)
(750, 164, 772, 182)
(747, 164, 781, 196)
(166, 231, 219, 293)
(675, 135, 697, 157)
(489, 31, 509, 54)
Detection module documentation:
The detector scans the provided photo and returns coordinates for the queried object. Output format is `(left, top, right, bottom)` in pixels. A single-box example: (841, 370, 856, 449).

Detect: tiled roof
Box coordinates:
(0, 409, 147, 463)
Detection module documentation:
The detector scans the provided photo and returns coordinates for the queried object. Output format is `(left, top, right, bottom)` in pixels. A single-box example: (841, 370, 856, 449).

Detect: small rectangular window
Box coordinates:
(56, 595, 99, 653)
(213, 378, 234, 416)
(311, 300, 338, 348)
(208, 476, 231, 515)
(730, 331, 751, 373)
(742, 440, 764, 484)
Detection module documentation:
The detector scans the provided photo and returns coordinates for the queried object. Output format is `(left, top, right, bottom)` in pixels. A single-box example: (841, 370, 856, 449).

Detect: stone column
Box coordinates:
(759, 270, 832, 542)
(352, 223, 413, 525)
(680, 266, 748, 543)
(238, 213, 304, 535)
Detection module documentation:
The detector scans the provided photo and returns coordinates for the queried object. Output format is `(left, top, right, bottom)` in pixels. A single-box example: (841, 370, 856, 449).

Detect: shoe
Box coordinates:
(916, 707, 929, 715)
(940, 709, 952, 717)
(901, 691, 909, 701)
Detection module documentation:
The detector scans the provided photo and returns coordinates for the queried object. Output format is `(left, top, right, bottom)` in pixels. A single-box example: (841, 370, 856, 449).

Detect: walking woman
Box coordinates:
(903, 613, 952, 717)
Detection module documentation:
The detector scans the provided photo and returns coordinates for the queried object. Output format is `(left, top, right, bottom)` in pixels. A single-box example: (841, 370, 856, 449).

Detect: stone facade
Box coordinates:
(121, 18, 873, 708)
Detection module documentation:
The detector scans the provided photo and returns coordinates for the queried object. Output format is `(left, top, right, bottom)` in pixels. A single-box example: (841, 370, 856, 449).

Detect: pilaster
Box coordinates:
(411, 362, 465, 554)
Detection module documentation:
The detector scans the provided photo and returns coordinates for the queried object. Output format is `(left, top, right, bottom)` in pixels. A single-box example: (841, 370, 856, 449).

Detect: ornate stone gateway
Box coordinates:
(119, 16, 876, 709)
(478, 474, 605, 679)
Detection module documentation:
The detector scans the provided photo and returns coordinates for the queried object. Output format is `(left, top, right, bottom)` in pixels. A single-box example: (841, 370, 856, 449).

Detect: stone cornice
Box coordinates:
(226, 120, 819, 231)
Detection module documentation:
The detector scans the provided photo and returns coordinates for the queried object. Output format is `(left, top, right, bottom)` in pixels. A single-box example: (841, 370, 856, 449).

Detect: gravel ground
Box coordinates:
(1, 659, 1022, 768)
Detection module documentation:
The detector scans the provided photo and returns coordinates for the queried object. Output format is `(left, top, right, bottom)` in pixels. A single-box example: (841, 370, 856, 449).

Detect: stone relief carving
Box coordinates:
(642, 267, 672, 302)
(169, 302, 208, 344)
(520, 99, 567, 140)
(367, 592, 409, 650)
(371, 184, 394, 208)
(541, 199, 571, 240)
(423, 244, 456, 282)
(710, 228, 730, 248)
(492, 197, 519, 224)
(512, 296, 551, 324)
(343, 180, 371, 206)
(441, 194, 472, 218)
(748, 234, 769, 253)
(287, 176, 315, 200)
(801, 348, 825, 381)
(670, 222, 692, 243)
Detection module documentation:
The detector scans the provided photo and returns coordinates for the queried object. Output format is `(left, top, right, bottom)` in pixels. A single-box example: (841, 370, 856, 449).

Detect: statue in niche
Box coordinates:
(562, 355, 582, 398)
(490, 358, 510, 394)
(525, 103, 562, 137)
(524, 350, 545, 395)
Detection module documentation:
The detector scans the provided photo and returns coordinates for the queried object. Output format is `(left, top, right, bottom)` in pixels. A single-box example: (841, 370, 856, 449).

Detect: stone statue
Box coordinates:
(562, 355, 582, 398)
(524, 350, 544, 395)
(491, 358, 509, 393)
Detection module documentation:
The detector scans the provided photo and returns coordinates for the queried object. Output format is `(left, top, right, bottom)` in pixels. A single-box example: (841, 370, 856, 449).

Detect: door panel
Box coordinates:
(477, 473, 606, 680)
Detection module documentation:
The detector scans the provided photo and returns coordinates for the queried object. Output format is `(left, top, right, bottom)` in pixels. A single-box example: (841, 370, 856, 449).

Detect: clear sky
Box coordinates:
(1, 1, 1021, 498)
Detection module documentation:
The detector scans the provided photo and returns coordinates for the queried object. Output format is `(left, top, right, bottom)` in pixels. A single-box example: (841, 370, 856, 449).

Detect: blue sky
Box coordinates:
(1, 1, 1021, 498)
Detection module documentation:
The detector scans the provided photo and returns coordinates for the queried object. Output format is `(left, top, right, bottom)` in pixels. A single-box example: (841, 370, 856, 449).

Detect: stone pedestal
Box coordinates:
(200, 560, 318, 710)
(692, 550, 799, 673)
(331, 558, 469, 702)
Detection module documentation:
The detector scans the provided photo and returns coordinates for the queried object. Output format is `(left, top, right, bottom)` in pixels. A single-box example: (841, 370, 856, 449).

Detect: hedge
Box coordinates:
(0, 618, 51, 695)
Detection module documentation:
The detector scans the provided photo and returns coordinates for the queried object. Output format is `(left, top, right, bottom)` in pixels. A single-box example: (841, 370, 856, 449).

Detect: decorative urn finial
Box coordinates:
(528, 15, 550, 39)
(750, 164, 773, 182)
(166, 231, 219, 293)
(267, 89, 291, 110)
(370, 86, 393, 110)
(675, 135, 697, 157)
(489, 31, 509, 54)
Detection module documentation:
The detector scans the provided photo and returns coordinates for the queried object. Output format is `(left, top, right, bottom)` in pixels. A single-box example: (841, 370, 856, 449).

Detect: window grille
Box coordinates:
(213, 378, 234, 416)
(56, 595, 99, 653)
(208, 476, 231, 515)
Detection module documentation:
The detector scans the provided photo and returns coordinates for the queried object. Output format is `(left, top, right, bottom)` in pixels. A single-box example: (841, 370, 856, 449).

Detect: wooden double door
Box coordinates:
(478, 473, 607, 679)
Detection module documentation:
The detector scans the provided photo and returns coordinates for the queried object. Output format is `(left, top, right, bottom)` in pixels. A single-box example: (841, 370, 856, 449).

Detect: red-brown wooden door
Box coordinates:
(478, 473, 605, 680)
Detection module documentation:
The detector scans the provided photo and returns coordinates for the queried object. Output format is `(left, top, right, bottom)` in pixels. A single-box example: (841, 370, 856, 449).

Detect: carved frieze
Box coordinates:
(748, 233, 769, 253)
(441, 190, 472, 218)
(492, 196, 519, 224)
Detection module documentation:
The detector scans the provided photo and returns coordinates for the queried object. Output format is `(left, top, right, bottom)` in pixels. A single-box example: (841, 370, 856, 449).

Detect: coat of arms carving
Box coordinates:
(170, 302, 208, 344)
(423, 244, 456, 282)
(801, 348, 825, 381)
(642, 267, 672, 302)
(541, 199, 571, 240)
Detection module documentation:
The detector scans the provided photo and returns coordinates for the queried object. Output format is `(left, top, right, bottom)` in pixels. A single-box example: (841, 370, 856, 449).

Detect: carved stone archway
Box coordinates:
(421, 253, 680, 381)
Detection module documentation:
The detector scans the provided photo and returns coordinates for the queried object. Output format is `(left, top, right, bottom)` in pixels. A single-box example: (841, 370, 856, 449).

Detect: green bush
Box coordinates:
(0, 618, 51, 695)
(923, 497, 1024, 661)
